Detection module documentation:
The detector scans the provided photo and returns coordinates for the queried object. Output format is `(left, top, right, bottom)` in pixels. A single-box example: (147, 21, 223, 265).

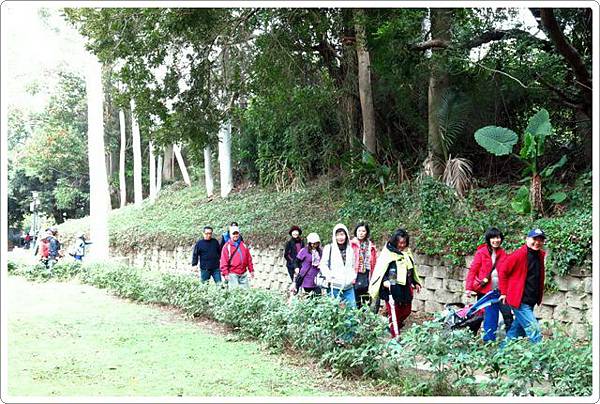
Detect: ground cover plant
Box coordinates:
(8, 260, 593, 396)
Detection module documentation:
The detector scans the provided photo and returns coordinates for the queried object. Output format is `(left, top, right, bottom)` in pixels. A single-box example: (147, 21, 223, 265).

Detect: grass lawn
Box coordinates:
(6, 276, 385, 398)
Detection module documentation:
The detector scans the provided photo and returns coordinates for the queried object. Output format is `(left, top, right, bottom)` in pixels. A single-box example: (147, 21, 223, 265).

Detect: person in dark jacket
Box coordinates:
(192, 226, 222, 284)
(464, 227, 513, 341)
(47, 227, 62, 273)
(499, 228, 546, 344)
(284, 225, 305, 281)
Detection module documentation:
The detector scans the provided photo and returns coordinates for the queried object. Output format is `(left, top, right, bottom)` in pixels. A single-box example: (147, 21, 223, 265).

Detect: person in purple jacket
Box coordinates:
(292, 232, 323, 296)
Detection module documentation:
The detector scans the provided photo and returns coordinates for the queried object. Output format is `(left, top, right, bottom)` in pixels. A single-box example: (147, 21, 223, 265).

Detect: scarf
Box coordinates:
(358, 240, 371, 273)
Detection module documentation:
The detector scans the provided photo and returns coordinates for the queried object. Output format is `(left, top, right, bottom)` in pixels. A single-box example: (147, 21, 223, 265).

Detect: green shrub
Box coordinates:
(8, 259, 592, 396)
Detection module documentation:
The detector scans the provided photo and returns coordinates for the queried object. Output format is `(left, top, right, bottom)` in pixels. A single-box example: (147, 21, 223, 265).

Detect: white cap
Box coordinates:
(306, 232, 320, 244)
(229, 225, 240, 234)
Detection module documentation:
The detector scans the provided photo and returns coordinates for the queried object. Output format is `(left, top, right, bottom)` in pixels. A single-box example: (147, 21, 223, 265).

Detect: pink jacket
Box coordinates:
(350, 237, 378, 279)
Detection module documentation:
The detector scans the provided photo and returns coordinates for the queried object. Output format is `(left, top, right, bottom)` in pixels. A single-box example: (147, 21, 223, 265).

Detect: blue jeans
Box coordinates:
(481, 290, 513, 342)
(74, 255, 83, 261)
(200, 268, 222, 284)
(327, 287, 357, 309)
(506, 303, 542, 343)
(228, 272, 249, 289)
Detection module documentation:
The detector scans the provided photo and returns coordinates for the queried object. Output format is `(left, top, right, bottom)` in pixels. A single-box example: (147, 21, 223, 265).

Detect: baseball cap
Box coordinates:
(527, 228, 546, 239)
(229, 225, 240, 234)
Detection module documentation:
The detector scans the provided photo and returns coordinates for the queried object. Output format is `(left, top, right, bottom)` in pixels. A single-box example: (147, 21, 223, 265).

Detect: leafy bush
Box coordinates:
(8, 260, 593, 396)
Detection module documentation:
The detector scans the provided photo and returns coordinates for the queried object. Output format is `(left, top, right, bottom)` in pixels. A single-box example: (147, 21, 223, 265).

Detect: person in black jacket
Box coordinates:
(283, 225, 305, 281)
(192, 226, 222, 284)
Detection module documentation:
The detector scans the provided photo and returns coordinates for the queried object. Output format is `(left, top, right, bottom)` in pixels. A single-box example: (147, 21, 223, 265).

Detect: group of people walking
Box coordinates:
(34, 228, 92, 270)
(192, 221, 547, 344)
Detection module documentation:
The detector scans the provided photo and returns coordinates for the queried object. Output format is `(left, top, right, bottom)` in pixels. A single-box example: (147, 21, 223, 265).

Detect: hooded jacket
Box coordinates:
(368, 243, 421, 301)
(318, 224, 356, 290)
(465, 243, 507, 294)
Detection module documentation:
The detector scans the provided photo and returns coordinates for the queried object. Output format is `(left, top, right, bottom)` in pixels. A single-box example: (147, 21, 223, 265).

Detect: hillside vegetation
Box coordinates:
(59, 172, 592, 281)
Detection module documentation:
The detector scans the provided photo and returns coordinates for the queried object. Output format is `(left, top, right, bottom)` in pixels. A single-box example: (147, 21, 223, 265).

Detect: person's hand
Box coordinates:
(414, 284, 421, 293)
(249, 272, 255, 279)
(383, 280, 391, 289)
(294, 268, 300, 275)
(499, 294, 506, 304)
(224, 274, 230, 282)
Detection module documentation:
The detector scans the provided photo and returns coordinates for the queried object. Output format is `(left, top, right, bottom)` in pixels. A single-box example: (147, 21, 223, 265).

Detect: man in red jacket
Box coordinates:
(220, 225, 254, 288)
(498, 228, 546, 343)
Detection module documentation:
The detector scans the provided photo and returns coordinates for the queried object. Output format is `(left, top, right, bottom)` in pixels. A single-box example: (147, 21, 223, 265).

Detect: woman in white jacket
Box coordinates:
(319, 223, 357, 308)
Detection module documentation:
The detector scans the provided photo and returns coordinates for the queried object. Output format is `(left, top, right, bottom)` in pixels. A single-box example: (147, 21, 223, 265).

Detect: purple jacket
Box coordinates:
(296, 247, 321, 288)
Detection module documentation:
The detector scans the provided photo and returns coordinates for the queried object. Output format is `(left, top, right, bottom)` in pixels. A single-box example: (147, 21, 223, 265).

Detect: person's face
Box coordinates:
(203, 229, 213, 240)
(231, 232, 240, 242)
(396, 237, 408, 251)
(335, 230, 346, 245)
(526, 236, 545, 250)
(489, 236, 502, 249)
(356, 226, 367, 241)
(291, 230, 300, 238)
(310, 242, 320, 249)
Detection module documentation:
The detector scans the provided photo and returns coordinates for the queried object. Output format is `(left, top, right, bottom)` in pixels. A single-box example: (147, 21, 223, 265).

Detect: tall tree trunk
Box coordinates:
(339, 9, 359, 145)
(173, 144, 191, 186)
(162, 144, 174, 182)
(355, 9, 377, 158)
(149, 141, 157, 201)
(118, 109, 127, 208)
(427, 8, 452, 178)
(204, 146, 214, 197)
(156, 153, 163, 194)
(130, 99, 143, 206)
(218, 121, 233, 198)
(85, 55, 110, 260)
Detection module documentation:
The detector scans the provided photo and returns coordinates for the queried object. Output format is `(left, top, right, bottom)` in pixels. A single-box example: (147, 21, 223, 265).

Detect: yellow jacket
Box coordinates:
(368, 245, 421, 301)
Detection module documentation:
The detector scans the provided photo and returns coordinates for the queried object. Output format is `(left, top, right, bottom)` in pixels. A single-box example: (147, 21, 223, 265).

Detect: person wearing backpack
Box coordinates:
(219, 225, 254, 289)
(35, 230, 52, 268)
(318, 223, 357, 308)
(350, 222, 378, 308)
(464, 227, 513, 342)
(47, 227, 62, 272)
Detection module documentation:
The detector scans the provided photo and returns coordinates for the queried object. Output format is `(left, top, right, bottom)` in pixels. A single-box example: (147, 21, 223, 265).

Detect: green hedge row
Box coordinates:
(8, 260, 593, 397)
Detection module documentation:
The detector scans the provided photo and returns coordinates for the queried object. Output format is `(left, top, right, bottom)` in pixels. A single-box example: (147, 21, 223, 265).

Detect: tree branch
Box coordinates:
(409, 29, 552, 51)
(538, 8, 592, 93)
(469, 60, 528, 88)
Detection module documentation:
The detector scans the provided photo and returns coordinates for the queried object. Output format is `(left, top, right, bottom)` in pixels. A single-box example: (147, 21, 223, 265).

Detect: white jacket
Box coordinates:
(318, 223, 356, 290)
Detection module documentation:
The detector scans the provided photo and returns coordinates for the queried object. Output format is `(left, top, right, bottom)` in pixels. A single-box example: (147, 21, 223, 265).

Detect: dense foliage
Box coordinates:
(8, 260, 593, 396)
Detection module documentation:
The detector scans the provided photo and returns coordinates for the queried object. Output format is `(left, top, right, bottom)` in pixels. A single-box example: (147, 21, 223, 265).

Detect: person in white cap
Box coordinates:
(292, 232, 322, 296)
(499, 228, 547, 344)
(219, 225, 254, 288)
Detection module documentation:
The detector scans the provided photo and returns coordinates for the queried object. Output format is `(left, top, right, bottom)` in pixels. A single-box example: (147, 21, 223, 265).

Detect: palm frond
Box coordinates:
(437, 90, 471, 159)
(443, 155, 473, 198)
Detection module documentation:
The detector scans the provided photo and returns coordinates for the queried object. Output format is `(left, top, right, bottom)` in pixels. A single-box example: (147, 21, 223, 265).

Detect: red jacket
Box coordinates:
(465, 244, 506, 294)
(220, 241, 254, 276)
(350, 237, 378, 279)
(498, 244, 546, 308)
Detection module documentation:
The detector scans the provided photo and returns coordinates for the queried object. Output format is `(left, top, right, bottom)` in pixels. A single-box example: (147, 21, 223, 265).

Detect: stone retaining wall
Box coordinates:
(112, 244, 592, 336)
